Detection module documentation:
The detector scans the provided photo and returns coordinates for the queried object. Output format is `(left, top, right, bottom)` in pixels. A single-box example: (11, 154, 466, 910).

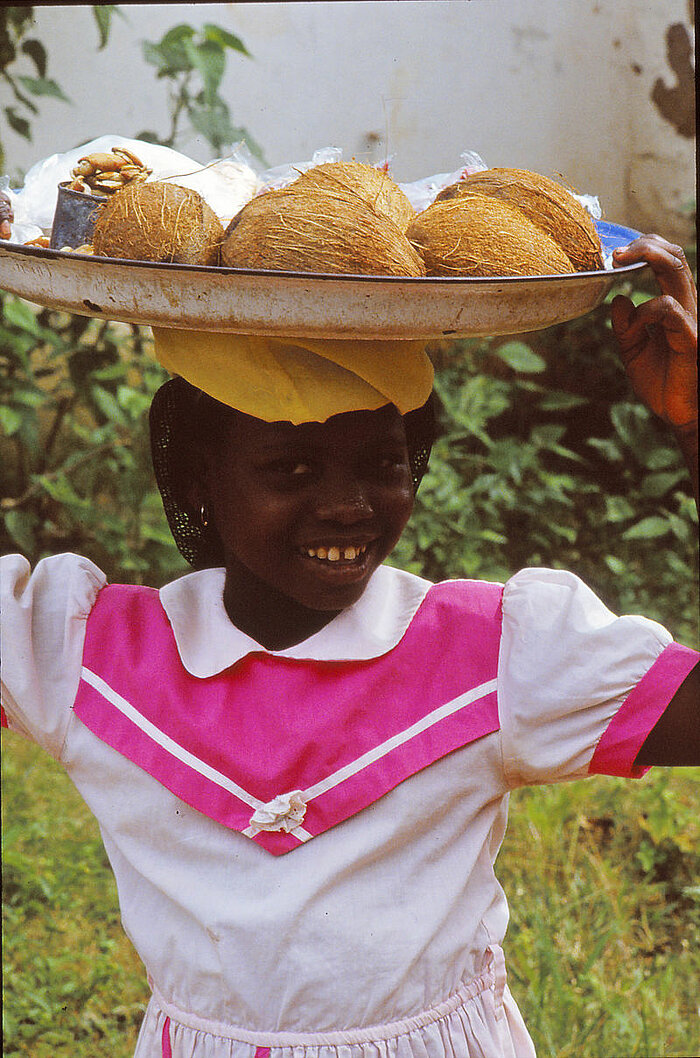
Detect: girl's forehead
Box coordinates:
(226, 404, 407, 449)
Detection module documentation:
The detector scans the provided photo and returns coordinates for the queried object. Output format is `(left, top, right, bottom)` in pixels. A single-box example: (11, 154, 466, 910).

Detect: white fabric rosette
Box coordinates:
(249, 791, 307, 833)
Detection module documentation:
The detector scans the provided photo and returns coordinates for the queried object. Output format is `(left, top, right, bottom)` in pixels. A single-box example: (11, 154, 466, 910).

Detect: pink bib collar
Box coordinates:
(73, 576, 504, 854)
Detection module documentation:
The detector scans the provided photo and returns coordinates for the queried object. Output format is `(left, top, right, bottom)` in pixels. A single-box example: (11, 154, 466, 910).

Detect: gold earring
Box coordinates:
(199, 503, 209, 528)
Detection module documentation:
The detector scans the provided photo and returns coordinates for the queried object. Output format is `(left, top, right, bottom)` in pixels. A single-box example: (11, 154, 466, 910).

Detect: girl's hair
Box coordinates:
(150, 378, 437, 570)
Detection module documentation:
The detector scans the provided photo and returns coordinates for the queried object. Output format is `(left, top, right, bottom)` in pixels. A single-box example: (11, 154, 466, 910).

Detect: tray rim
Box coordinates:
(0, 221, 647, 286)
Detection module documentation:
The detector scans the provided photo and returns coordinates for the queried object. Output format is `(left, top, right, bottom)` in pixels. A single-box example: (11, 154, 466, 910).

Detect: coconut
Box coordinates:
(436, 167, 603, 272)
(221, 186, 426, 277)
(92, 181, 224, 265)
(406, 193, 575, 277)
(291, 161, 416, 232)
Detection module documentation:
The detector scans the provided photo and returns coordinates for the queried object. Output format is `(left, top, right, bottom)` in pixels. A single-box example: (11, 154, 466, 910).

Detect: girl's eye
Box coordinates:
(266, 460, 313, 476)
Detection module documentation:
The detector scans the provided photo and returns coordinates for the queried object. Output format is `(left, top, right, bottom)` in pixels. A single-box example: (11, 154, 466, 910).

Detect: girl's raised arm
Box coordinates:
(611, 235, 699, 766)
(611, 235, 698, 501)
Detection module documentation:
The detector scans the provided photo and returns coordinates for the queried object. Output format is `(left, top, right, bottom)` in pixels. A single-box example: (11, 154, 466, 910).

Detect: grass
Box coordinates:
(3, 732, 699, 1057)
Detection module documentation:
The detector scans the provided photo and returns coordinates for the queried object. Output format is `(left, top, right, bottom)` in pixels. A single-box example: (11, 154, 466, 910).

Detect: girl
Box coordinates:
(1, 234, 698, 1058)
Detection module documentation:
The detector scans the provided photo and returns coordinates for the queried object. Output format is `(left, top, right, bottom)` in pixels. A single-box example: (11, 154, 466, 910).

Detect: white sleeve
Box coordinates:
(498, 567, 676, 787)
(1, 553, 107, 758)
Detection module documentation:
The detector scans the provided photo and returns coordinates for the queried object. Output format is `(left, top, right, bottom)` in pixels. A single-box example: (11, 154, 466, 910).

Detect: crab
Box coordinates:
(69, 147, 152, 194)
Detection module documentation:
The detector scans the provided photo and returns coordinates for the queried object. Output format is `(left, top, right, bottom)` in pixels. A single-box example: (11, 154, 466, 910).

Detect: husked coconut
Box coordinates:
(436, 167, 603, 272)
(92, 181, 224, 265)
(291, 161, 416, 232)
(221, 186, 426, 277)
(407, 193, 575, 277)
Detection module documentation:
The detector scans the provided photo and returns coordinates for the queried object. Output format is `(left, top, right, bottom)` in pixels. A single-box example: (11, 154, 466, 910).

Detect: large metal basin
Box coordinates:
(0, 221, 645, 339)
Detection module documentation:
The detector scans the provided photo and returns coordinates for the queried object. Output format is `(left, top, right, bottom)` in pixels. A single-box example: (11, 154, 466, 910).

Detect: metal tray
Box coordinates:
(0, 221, 646, 339)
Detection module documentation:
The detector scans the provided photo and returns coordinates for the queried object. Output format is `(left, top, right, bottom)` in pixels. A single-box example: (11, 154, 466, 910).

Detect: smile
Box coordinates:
(300, 544, 369, 562)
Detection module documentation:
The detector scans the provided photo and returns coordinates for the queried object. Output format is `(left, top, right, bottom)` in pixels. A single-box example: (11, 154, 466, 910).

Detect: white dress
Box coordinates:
(2, 553, 695, 1058)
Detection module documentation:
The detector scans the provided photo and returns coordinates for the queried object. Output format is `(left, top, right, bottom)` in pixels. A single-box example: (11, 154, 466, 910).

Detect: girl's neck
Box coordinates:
(222, 562, 340, 650)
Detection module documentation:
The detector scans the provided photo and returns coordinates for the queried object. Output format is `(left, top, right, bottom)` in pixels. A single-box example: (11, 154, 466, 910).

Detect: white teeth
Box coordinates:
(303, 544, 368, 561)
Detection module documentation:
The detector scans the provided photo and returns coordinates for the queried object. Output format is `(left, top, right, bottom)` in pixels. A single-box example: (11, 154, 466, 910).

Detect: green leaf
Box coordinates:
(3, 297, 40, 333)
(644, 447, 679, 471)
(4, 105, 32, 139)
(11, 388, 46, 408)
(495, 341, 546, 373)
(20, 39, 47, 77)
(203, 23, 252, 56)
(610, 401, 649, 447)
(161, 24, 197, 47)
(116, 385, 151, 418)
(538, 391, 588, 411)
(92, 363, 128, 381)
(91, 385, 128, 426)
(604, 555, 626, 575)
(604, 495, 635, 523)
(92, 5, 123, 50)
(16, 76, 71, 102)
(622, 516, 671, 540)
(188, 95, 237, 151)
(641, 470, 686, 498)
(3, 510, 39, 553)
(144, 24, 196, 75)
(184, 38, 225, 101)
(586, 437, 623, 461)
(0, 405, 23, 435)
(35, 474, 89, 508)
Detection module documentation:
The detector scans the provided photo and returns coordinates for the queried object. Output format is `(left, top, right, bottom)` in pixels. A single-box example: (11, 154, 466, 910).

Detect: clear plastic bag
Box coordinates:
(6, 135, 263, 233)
(398, 150, 489, 212)
(258, 146, 344, 191)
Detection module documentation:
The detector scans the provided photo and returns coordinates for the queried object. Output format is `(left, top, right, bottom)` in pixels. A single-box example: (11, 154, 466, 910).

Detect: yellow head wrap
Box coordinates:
(151, 329, 434, 424)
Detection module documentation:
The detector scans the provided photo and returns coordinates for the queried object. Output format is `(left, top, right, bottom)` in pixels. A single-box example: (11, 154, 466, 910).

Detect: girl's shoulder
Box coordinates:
(1, 551, 107, 619)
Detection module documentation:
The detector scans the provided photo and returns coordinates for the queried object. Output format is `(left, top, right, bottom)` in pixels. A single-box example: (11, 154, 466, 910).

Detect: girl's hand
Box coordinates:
(610, 235, 697, 433)
(0, 190, 13, 239)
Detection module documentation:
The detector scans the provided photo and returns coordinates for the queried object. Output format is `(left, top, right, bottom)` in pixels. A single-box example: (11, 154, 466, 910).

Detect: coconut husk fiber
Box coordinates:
(407, 193, 575, 277)
(221, 186, 426, 277)
(92, 181, 224, 265)
(291, 161, 416, 232)
(436, 167, 603, 272)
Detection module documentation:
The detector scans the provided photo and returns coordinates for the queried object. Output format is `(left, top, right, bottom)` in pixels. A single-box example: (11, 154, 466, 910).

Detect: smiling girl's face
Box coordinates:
(201, 403, 414, 649)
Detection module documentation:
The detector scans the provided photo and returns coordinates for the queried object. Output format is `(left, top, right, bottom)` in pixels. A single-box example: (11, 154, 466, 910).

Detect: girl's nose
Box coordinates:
(314, 473, 374, 524)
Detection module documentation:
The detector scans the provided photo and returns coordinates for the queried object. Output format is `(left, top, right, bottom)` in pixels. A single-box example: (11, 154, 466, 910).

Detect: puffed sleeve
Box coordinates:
(497, 567, 698, 787)
(1, 553, 107, 758)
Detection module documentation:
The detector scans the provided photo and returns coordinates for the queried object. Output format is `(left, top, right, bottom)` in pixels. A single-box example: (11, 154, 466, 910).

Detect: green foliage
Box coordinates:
(136, 22, 264, 161)
(0, 6, 122, 174)
(391, 270, 698, 646)
(502, 771, 700, 1058)
(0, 293, 186, 586)
(2, 735, 146, 1056)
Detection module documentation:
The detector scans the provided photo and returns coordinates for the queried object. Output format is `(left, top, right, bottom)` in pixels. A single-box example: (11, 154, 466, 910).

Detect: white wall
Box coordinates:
(2, 0, 695, 239)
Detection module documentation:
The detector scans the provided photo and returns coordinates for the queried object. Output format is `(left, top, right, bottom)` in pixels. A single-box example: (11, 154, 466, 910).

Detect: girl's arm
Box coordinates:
(611, 235, 698, 766)
(611, 235, 698, 501)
